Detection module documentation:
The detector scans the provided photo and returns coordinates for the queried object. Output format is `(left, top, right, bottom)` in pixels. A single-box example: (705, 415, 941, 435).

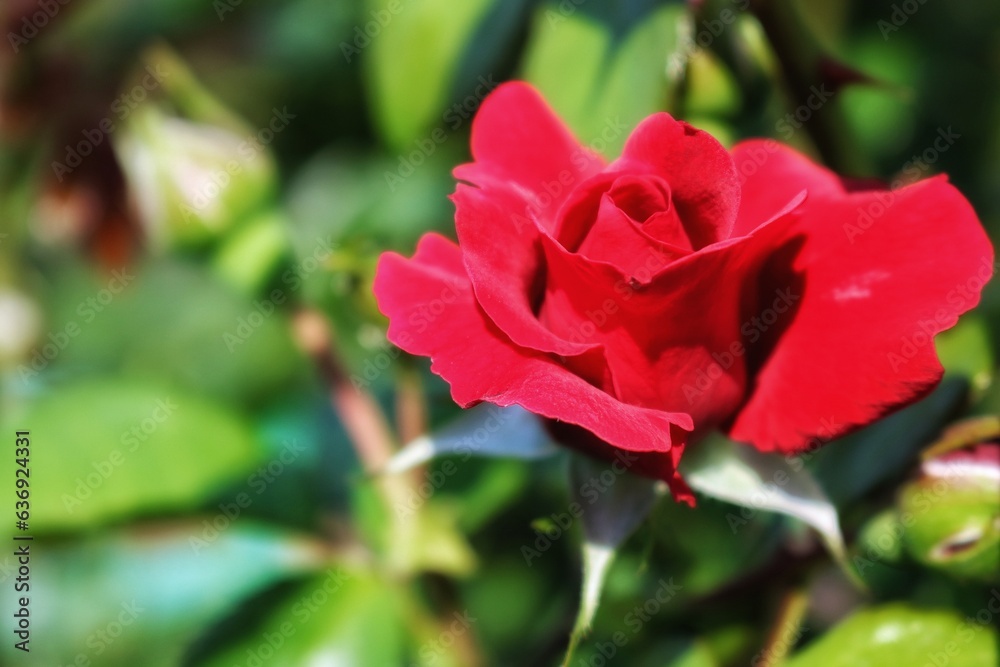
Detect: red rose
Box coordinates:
(374, 82, 993, 503)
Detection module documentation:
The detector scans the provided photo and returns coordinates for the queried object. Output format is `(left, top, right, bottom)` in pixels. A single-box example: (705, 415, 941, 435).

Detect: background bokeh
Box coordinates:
(0, 0, 998, 665)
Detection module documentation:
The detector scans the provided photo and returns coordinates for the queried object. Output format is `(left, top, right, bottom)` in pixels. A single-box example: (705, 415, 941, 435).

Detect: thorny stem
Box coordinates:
(292, 309, 416, 571)
(395, 361, 428, 446)
(293, 309, 396, 473)
(294, 309, 485, 664)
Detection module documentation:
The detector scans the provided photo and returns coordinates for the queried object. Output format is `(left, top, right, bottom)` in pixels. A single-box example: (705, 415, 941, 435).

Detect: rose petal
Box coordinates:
(452, 183, 600, 357)
(728, 161, 994, 453)
(374, 234, 694, 463)
(453, 82, 604, 228)
(538, 196, 805, 436)
(606, 175, 670, 224)
(553, 172, 691, 278)
(574, 193, 689, 277)
(611, 114, 741, 247)
(730, 140, 843, 237)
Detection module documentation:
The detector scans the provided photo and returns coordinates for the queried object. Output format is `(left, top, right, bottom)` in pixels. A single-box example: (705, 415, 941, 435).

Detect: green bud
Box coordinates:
(856, 508, 905, 566)
(115, 105, 276, 248)
(110, 47, 284, 250)
(899, 439, 999, 582)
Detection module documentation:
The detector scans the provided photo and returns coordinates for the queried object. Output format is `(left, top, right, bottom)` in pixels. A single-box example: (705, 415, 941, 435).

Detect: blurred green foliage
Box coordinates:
(0, 0, 998, 665)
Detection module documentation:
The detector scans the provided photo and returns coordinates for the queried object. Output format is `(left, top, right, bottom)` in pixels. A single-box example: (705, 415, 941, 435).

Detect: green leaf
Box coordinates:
(649, 495, 781, 597)
(838, 35, 921, 161)
(460, 554, 567, 656)
(395, 501, 479, 577)
(383, 405, 558, 473)
(522, 2, 688, 156)
(453, 459, 531, 533)
(141, 43, 253, 132)
(653, 639, 719, 667)
(680, 434, 847, 566)
(197, 564, 408, 667)
(42, 259, 305, 404)
(351, 470, 479, 578)
(935, 314, 994, 395)
(284, 149, 457, 333)
(365, 0, 496, 149)
(785, 604, 999, 667)
(286, 150, 455, 250)
(1, 379, 261, 530)
(684, 48, 742, 119)
(574, 636, 719, 667)
(211, 209, 293, 294)
(0, 522, 329, 667)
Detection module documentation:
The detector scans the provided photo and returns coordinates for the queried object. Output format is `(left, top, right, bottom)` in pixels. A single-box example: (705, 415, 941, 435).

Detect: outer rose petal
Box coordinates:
(610, 114, 741, 247)
(453, 82, 604, 227)
(729, 145, 994, 453)
(452, 183, 598, 357)
(730, 140, 845, 237)
(374, 234, 693, 481)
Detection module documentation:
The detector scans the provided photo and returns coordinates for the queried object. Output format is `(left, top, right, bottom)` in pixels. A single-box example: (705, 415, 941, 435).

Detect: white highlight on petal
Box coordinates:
(832, 269, 891, 303)
(833, 285, 871, 301)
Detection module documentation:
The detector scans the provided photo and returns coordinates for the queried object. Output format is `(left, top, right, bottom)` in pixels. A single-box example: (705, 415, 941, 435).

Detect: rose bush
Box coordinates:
(374, 82, 993, 502)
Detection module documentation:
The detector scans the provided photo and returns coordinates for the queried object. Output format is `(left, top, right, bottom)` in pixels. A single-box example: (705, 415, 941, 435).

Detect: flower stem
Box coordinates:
(293, 309, 396, 473)
(759, 586, 809, 667)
